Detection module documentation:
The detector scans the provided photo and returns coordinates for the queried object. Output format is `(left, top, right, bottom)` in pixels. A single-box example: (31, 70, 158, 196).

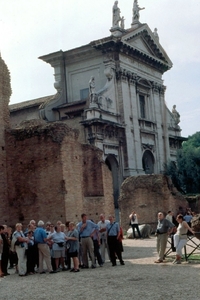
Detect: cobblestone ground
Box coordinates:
(1, 236, 200, 300)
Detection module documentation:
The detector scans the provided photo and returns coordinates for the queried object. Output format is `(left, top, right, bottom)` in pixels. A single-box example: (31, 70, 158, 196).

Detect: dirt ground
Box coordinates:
(0, 236, 200, 300)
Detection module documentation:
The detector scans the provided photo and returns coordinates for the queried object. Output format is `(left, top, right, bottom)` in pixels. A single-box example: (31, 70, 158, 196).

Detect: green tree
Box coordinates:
(165, 132, 200, 194)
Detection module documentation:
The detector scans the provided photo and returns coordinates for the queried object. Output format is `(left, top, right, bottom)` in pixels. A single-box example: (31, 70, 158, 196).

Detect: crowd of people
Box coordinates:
(0, 207, 197, 277)
(0, 213, 124, 277)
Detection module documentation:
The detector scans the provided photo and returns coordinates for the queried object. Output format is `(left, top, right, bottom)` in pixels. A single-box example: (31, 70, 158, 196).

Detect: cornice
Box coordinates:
(115, 67, 166, 93)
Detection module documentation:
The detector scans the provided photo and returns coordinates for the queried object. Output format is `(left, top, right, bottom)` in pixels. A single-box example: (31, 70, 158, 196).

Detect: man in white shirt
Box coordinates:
(98, 214, 110, 263)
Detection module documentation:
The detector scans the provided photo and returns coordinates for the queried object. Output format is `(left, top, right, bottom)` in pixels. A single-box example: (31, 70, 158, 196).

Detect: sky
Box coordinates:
(0, 0, 200, 138)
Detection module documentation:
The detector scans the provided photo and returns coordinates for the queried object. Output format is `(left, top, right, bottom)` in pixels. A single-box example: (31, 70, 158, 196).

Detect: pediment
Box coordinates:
(121, 24, 172, 68)
(125, 35, 156, 56)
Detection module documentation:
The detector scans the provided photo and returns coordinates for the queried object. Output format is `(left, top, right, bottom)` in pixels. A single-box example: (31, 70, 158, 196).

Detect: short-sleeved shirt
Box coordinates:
(14, 230, 25, 240)
(67, 229, 79, 253)
(106, 222, 120, 236)
(14, 230, 26, 247)
(49, 231, 66, 251)
(98, 220, 110, 239)
(77, 220, 99, 237)
(157, 218, 174, 233)
(184, 215, 193, 223)
(34, 227, 47, 244)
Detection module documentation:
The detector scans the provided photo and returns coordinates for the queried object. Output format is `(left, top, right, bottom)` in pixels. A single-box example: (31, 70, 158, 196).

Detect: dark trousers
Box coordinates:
(131, 224, 141, 238)
(51, 257, 56, 271)
(65, 248, 71, 269)
(2, 250, 9, 274)
(107, 236, 123, 265)
(33, 244, 39, 268)
(9, 251, 18, 267)
(93, 240, 103, 265)
(27, 246, 36, 273)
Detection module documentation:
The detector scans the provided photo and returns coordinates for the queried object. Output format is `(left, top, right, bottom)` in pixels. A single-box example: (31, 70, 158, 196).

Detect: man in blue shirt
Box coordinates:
(77, 214, 99, 268)
(106, 215, 125, 266)
(34, 220, 56, 274)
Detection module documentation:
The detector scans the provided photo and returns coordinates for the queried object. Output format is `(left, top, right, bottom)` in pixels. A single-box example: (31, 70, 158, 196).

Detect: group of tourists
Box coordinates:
(0, 213, 124, 277)
(0, 207, 197, 277)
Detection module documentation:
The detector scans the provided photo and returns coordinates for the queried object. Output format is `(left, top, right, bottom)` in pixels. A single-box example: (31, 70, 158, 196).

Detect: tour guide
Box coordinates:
(154, 212, 175, 263)
(106, 215, 125, 266)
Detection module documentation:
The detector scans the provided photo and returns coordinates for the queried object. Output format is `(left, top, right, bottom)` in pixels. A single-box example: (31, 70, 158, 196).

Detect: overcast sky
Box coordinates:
(0, 0, 200, 137)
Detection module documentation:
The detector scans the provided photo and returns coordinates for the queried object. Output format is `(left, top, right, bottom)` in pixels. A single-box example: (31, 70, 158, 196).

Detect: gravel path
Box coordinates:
(1, 236, 200, 300)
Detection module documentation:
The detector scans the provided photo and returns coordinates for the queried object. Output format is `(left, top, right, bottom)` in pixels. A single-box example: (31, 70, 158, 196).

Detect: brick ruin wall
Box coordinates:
(61, 135, 114, 224)
(0, 56, 12, 223)
(118, 174, 188, 231)
(1, 121, 114, 227)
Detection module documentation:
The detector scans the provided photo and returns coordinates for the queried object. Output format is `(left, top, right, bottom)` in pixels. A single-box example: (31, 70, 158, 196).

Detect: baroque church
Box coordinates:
(9, 1, 185, 218)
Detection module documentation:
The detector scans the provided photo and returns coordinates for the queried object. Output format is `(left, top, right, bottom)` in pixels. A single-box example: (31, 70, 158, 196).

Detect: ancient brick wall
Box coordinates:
(81, 145, 114, 222)
(118, 174, 188, 231)
(3, 121, 114, 227)
(5, 122, 67, 226)
(61, 141, 114, 224)
(0, 57, 12, 224)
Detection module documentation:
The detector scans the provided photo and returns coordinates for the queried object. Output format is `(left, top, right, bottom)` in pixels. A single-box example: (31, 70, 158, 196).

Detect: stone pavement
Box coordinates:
(0, 236, 200, 300)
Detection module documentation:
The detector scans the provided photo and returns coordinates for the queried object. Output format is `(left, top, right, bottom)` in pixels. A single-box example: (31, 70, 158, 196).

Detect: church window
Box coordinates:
(139, 95, 146, 118)
(80, 88, 89, 100)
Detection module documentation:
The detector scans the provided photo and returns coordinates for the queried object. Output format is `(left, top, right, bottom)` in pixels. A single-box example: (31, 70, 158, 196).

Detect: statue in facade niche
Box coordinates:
(172, 105, 180, 125)
(112, 1, 121, 27)
(89, 76, 96, 103)
(133, 0, 145, 23)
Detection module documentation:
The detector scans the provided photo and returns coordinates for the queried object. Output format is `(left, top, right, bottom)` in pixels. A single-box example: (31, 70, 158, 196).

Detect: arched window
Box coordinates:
(142, 150, 154, 174)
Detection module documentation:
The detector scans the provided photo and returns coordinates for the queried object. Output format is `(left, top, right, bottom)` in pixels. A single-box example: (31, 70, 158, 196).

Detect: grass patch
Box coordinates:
(188, 254, 200, 260)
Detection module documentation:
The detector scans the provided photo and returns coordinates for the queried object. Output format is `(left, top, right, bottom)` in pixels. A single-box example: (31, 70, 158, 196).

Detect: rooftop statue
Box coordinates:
(133, 0, 145, 23)
(121, 16, 125, 29)
(153, 28, 159, 41)
(112, 1, 121, 28)
(172, 105, 180, 125)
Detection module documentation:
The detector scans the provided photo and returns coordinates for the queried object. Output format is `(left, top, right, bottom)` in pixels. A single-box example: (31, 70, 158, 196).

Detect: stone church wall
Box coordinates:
(2, 121, 114, 226)
(118, 174, 188, 231)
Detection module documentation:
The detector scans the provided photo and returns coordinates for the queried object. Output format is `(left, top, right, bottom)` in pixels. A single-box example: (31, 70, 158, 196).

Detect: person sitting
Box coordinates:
(173, 214, 195, 264)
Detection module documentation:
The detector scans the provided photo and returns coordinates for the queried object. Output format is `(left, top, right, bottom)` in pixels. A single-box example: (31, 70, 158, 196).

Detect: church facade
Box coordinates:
(9, 1, 185, 213)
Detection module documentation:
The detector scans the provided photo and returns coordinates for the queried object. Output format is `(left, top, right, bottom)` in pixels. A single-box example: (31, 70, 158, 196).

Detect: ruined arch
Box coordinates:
(142, 150, 155, 174)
